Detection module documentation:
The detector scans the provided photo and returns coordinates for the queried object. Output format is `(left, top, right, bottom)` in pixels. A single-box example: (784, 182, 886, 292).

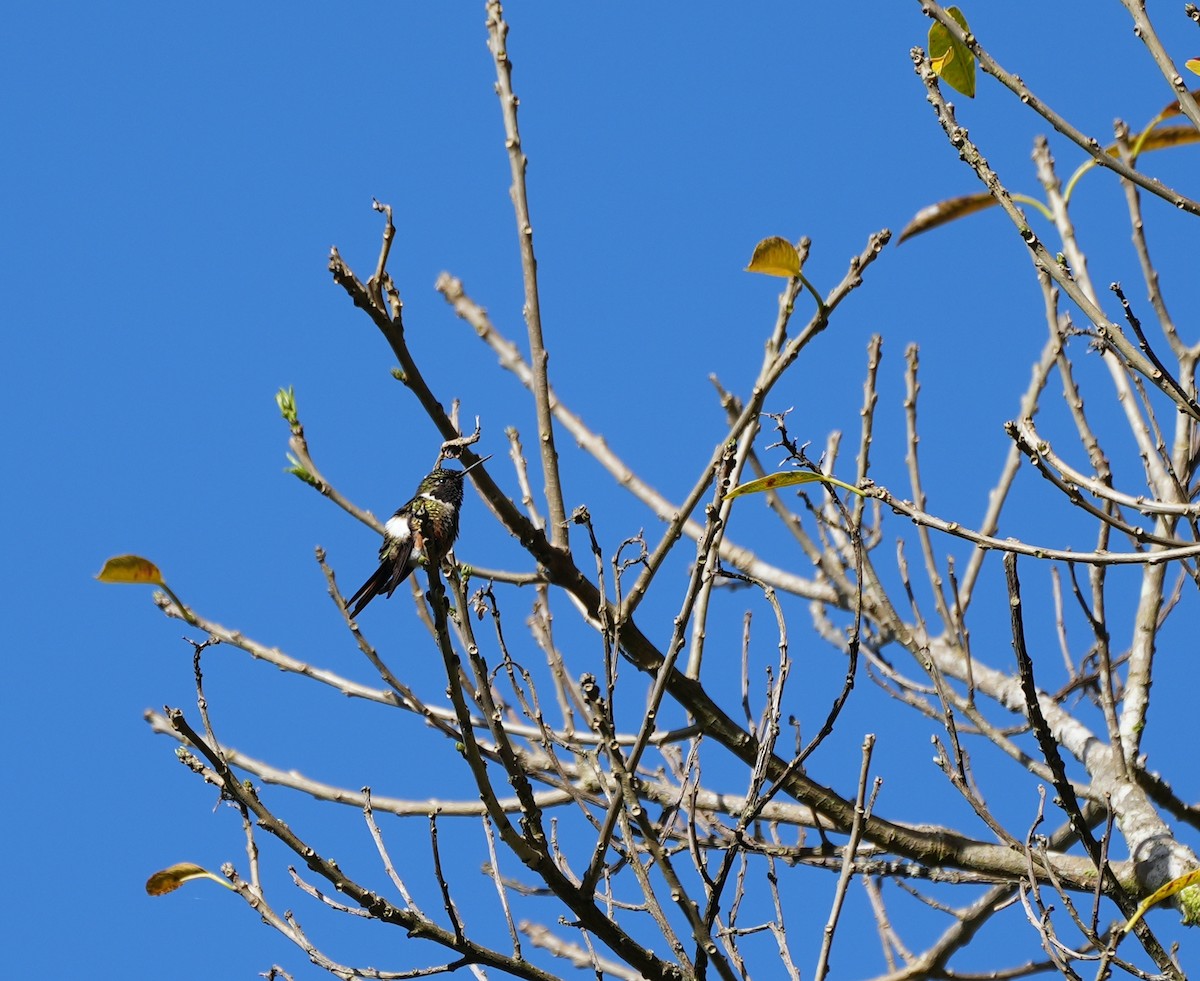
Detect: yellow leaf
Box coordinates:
(95, 554, 164, 586)
(1122, 868, 1200, 933)
(145, 862, 234, 896)
(96, 553, 196, 624)
(930, 44, 955, 77)
(724, 470, 865, 501)
(745, 237, 801, 278)
(928, 6, 976, 98)
(1186, 59, 1200, 77)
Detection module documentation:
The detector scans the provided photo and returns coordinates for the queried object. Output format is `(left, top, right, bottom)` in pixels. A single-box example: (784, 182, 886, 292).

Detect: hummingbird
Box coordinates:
(345, 455, 490, 617)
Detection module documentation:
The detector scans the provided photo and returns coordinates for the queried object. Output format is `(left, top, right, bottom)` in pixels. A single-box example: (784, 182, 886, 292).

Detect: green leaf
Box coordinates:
(275, 385, 299, 425)
(929, 6, 976, 99)
(724, 470, 865, 501)
(285, 453, 317, 486)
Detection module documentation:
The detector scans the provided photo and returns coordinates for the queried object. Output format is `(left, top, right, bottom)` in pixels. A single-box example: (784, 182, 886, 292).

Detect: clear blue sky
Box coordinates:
(6, 4, 1199, 978)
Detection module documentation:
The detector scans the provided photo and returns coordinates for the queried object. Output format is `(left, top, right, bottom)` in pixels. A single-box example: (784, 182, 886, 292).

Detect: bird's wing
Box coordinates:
(379, 531, 416, 598)
(346, 560, 389, 617)
(345, 518, 417, 616)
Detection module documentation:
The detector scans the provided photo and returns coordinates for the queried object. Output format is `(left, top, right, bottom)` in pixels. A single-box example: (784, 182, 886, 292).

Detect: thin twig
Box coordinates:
(485, 1, 567, 545)
(814, 734, 876, 981)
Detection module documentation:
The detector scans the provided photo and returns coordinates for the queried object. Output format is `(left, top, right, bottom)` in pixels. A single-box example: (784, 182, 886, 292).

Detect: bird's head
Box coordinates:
(419, 454, 491, 504)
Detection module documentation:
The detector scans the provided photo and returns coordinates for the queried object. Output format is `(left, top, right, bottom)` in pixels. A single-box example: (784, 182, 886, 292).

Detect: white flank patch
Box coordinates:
(384, 515, 412, 540)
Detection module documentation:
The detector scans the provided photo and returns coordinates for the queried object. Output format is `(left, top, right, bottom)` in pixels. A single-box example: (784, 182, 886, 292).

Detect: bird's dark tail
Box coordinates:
(346, 560, 408, 618)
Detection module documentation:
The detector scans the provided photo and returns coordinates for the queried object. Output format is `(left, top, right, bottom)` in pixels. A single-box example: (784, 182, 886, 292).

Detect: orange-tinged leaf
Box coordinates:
(1128, 125, 1195, 155)
(724, 470, 865, 501)
(1149, 88, 1200, 124)
(95, 554, 164, 586)
(1186, 59, 1200, 77)
(897, 191, 997, 244)
(1128, 124, 1200, 156)
(928, 6, 975, 98)
(902, 125, 1198, 245)
(145, 862, 234, 896)
(745, 237, 801, 278)
(1122, 868, 1200, 933)
(906, 87, 1199, 245)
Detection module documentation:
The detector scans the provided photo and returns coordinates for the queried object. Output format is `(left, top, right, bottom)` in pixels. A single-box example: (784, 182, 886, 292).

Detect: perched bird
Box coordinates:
(346, 456, 489, 617)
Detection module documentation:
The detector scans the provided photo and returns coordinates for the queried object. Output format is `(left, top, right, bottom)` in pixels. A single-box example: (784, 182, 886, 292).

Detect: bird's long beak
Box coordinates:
(462, 453, 492, 475)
